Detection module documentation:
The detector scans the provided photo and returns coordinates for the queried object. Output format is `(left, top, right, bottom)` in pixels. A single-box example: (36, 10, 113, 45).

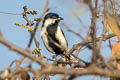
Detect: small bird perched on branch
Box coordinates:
(40, 13, 68, 56)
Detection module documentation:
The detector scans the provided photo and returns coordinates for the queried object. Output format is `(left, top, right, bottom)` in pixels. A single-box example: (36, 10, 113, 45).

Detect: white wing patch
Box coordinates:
(55, 26, 68, 51)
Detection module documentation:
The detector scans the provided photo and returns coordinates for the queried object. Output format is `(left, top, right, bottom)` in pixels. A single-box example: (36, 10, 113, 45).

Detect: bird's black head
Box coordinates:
(44, 13, 63, 20)
(43, 13, 63, 24)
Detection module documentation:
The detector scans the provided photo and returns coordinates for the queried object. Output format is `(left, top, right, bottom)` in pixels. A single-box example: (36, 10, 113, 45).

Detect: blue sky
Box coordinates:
(0, 0, 112, 80)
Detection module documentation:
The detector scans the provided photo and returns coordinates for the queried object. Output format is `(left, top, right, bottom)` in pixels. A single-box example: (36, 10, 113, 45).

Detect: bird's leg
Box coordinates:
(60, 54, 67, 67)
(52, 55, 60, 66)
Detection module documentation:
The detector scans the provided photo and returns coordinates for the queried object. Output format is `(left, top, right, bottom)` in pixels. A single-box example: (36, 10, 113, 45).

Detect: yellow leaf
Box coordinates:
(27, 26, 33, 31)
(14, 22, 26, 28)
(39, 54, 45, 57)
(32, 48, 41, 54)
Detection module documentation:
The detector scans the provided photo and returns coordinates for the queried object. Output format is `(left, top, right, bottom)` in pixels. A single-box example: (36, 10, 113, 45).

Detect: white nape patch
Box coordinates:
(55, 26, 68, 51)
(40, 18, 56, 36)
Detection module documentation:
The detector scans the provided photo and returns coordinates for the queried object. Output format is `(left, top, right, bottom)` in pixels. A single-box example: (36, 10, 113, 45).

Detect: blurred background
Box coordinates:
(1, 0, 119, 80)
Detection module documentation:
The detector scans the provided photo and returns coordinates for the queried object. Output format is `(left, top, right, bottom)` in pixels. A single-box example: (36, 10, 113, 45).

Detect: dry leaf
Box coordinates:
(112, 43, 120, 70)
(106, 15, 120, 40)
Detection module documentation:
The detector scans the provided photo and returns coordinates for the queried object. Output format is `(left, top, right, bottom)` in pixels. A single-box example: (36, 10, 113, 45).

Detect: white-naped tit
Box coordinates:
(40, 13, 68, 56)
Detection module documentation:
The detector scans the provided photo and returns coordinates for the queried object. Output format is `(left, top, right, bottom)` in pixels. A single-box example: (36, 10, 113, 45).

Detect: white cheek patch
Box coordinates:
(44, 19, 56, 26)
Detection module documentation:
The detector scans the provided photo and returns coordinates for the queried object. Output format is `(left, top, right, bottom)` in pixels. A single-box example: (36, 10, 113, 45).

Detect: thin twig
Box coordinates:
(62, 22, 84, 40)
(0, 11, 22, 15)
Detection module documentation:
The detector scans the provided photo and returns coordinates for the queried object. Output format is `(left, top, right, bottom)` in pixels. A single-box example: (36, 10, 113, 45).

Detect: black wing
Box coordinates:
(47, 24, 64, 55)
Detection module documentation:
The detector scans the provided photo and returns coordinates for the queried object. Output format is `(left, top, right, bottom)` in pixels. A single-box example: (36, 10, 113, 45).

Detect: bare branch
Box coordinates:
(28, 0, 50, 48)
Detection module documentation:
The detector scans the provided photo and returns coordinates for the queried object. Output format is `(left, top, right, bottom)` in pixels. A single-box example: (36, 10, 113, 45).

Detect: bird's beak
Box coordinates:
(56, 17, 63, 21)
